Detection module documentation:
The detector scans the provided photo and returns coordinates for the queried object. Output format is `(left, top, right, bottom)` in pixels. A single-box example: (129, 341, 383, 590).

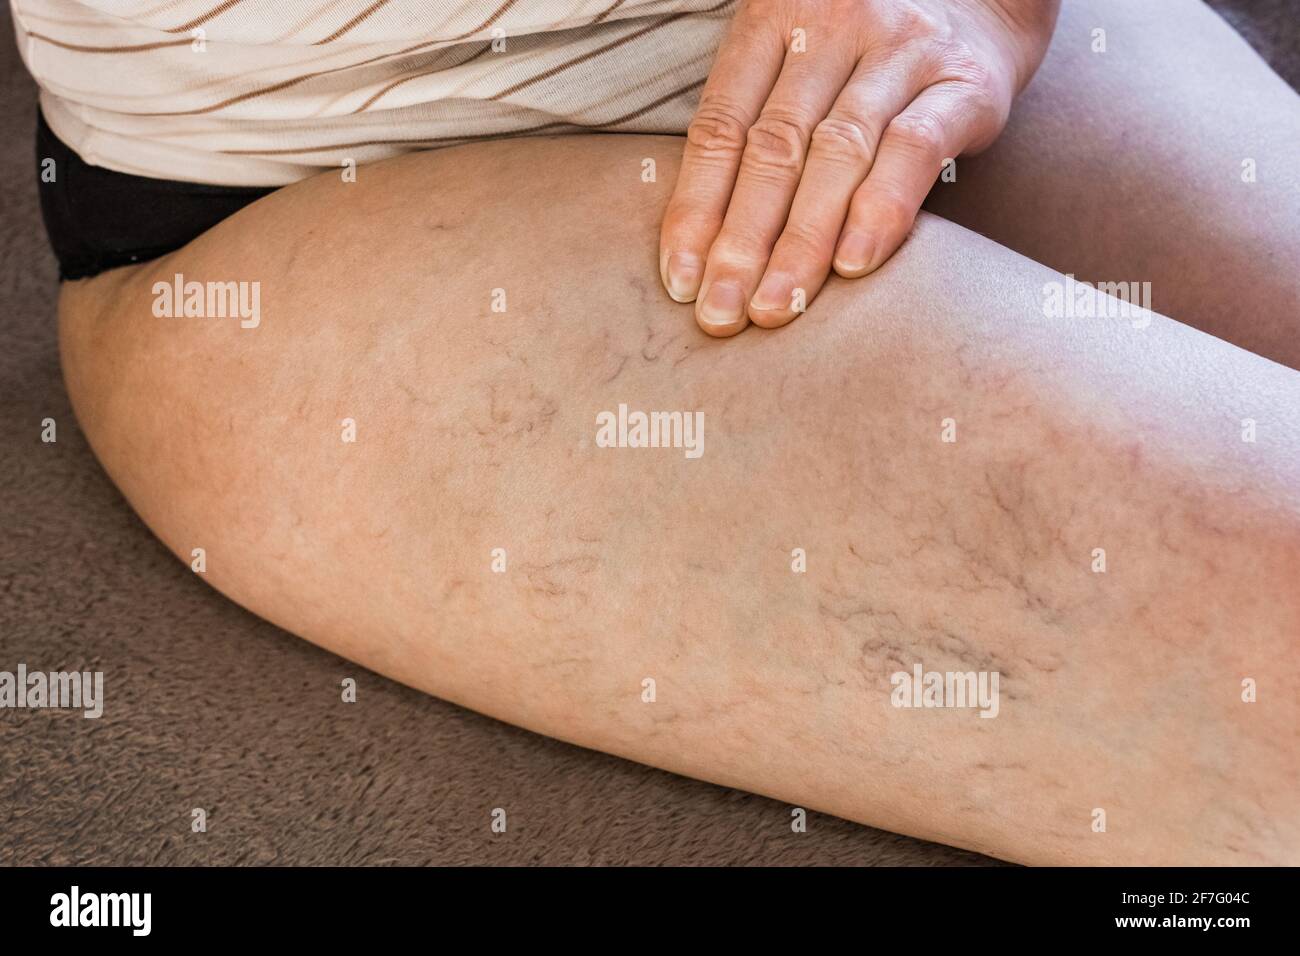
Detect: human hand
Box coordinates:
(659, 0, 1060, 336)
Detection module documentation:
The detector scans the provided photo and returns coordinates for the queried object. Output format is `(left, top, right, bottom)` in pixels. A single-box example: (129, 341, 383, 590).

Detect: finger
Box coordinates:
(659, 10, 786, 305)
(833, 82, 984, 278)
(695, 38, 857, 336)
(747, 49, 933, 328)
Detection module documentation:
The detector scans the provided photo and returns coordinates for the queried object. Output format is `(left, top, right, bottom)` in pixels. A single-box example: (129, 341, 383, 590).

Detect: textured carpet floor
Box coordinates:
(1, 1, 1294, 866)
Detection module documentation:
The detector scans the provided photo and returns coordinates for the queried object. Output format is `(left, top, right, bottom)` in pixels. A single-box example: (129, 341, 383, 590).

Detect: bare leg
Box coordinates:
(59, 134, 1300, 865)
(926, 0, 1300, 368)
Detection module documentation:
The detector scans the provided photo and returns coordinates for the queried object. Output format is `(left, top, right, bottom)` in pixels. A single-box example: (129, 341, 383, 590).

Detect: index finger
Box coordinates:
(658, 8, 786, 303)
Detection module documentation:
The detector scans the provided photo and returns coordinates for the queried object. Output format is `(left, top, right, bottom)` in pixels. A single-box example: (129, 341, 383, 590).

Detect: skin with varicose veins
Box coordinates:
(659, 0, 1060, 336)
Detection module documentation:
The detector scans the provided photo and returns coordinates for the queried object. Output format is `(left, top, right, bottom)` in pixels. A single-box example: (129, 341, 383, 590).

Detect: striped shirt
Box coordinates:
(11, 0, 735, 186)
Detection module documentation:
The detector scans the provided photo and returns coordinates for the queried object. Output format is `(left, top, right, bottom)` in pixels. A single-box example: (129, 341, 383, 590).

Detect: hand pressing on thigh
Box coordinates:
(660, 0, 1060, 336)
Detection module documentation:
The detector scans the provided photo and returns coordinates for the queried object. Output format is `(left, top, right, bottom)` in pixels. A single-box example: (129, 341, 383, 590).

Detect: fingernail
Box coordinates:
(835, 233, 877, 276)
(665, 252, 703, 303)
(698, 280, 746, 328)
(751, 271, 794, 312)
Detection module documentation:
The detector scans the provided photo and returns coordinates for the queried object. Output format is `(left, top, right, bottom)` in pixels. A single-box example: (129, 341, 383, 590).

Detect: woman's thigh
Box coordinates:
(925, 0, 1300, 368)
(59, 133, 1300, 863)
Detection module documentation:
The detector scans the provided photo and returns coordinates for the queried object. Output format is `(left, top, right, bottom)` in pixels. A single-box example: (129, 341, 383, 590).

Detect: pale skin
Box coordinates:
(57, 0, 1299, 864)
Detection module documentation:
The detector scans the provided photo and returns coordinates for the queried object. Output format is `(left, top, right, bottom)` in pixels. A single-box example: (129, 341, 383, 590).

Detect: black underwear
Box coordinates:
(36, 111, 277, 281)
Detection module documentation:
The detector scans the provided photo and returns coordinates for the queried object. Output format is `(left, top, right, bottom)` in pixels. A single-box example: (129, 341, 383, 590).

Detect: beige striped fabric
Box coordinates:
(12, 0, 735, 185)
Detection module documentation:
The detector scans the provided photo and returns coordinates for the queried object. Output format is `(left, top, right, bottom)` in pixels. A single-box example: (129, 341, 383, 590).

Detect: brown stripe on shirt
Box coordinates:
(491, 10, 691, 101)
(352, 42, 493, 113)
(25, 31, 195, 53)
(164, 0, 248, 34)
(313, 0, 396, 45)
